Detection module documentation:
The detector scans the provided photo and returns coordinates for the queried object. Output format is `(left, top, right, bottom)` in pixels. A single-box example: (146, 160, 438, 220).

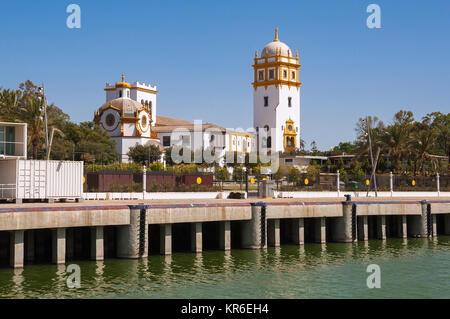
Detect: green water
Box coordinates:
(1, 237, 449, 298)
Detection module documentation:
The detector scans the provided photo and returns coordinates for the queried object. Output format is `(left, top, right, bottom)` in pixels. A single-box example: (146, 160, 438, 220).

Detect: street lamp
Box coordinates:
(38, 84, 49, 159)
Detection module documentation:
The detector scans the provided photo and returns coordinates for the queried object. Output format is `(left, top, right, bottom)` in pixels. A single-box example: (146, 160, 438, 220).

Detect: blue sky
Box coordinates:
(1, 0, 449, 150)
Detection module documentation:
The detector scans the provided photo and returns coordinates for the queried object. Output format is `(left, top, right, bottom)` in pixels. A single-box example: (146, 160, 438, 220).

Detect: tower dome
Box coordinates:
(115, 73, 131, 89)
(260, 28, 292, 57)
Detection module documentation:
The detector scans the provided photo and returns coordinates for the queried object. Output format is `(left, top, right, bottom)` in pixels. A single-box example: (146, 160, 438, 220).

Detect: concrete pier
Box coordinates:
(377, 216, 386, 240)
(268, 219, 280, 247)
(331, 202, 353, 242)
(398, 215, 407, 238)
(190, 223, 202, 253)
(314, 217, 326, 244)
(0, 197, 449, 268)
(90, 226, 104, 261)
(160, 224, 172, 255)
(291, 218, 304, 245)
(10, 230, 24, 269)
(241, 204, 266, 249)
(219, 221, 231, 251)
(357, 216, 368, 241)
(117, 207, 148, 259)
(52, 228, 66, 265)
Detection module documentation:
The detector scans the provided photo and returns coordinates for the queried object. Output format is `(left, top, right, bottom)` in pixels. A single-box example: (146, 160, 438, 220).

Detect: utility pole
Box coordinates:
(41, 84, 49, 159)
(366, 117, 378, 196)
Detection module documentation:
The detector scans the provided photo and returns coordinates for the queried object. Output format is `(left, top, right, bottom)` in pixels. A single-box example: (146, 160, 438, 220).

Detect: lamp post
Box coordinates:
(38, 84, 49, 159)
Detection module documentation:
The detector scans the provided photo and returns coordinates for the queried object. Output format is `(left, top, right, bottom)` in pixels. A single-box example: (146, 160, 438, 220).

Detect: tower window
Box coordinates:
(119, 90, 122, 98)
(269, 69, 274, 79)
(127, 91, 130, 98)
(267, 136, 272, 148)
(292, 71, 295, 79)
(264, 96, 268, 107)
(283, 70, 287, 78)
(288, 97, 292, 107)
(259, 71, 264, 80)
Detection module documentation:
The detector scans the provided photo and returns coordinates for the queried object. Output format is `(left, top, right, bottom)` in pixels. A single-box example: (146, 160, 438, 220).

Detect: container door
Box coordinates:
(17, 160, 46, 199)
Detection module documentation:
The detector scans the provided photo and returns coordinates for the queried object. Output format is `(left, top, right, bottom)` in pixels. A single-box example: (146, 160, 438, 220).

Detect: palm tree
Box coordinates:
(380, 124, 411, 173)
(0, 89, 20, 122)
(410, 123, 436, 175)
(19, 96, 44, 159)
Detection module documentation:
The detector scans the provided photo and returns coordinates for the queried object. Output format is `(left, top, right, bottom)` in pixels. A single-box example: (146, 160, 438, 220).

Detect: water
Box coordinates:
(0, 237, 449, 298)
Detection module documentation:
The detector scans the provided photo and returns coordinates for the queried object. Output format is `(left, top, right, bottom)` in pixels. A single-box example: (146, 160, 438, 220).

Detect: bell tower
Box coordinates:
(253, 28, 301, 153)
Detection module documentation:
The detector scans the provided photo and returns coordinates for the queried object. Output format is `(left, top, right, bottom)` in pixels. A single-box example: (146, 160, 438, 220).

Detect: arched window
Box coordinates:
(119, 90, 122, 98)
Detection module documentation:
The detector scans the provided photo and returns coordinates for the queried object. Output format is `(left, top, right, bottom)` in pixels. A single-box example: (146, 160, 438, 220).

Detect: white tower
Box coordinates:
(253, 28, 301, 153)
(94, 74, 161, 162)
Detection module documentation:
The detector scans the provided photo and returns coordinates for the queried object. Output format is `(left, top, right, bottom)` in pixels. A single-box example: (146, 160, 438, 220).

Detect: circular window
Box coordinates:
(106, 114, 115, 127)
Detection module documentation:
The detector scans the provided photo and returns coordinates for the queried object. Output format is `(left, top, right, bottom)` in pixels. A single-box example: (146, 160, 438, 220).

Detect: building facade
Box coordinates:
(253, 28, 301, 153)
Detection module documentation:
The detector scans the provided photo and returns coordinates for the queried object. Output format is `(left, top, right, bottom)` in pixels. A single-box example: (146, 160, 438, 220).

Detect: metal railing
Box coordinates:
(0, 184, 16, 199)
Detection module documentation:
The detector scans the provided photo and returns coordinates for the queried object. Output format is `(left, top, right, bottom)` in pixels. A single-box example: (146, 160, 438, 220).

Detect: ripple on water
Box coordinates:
(0, 236, 449, 298)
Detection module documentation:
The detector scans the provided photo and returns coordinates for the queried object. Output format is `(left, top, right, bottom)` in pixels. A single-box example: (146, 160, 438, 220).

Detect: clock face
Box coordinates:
(138, 111, 150, 133)
(102, 110, 120, 132)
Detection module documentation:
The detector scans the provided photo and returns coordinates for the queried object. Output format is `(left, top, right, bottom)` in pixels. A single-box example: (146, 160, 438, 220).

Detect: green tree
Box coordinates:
(0, 89, 21, 122)
(127, 144, 162, 166)
(286, 167, 301, 186)
(215, 166, 230, 189)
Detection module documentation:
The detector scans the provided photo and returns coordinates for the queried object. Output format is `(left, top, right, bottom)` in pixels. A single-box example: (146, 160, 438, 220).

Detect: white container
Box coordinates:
(0, 159, 83, 200)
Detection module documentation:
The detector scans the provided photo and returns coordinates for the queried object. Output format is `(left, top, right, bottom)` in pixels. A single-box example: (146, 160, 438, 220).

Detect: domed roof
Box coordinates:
(115, 73, 131, 89)
(99, 97, 143, 116)
(260, 28, 292, 58)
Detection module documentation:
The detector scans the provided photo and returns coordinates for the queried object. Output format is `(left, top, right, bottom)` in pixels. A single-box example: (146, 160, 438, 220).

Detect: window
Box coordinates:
(267, 136, 272, 148)
(0, 126, 15, 155)
(119, 90, 123, 98)
(264, 96, 268, 107)
(288, 97, 292, 107)
(105, 114, 115, 127)
(269, 69, 274, 79)
(163, 136, 171, 147)
(291, 71, 295, 80)
(283, 70, 287, 78)
(127, 91, 130, 98)
(259, 71, 264, 80)
(285, 158, 293, 163)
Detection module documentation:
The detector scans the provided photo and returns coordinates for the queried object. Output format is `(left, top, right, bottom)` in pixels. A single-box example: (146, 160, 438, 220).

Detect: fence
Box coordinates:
(84, 171, 214, 192)
(214, 173, 449, 193)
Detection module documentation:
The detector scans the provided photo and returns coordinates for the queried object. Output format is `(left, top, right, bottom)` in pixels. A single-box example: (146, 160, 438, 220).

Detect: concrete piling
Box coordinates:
(331, 202, 354, 242)
(291, 218, 304, 245)
(314, 217, 326, 244)
(398, 215, 407, 238)
(357, 216, 368, 241)
(242, 204, 266, 249)
(376, 216, 386, 240)
(90, 226, 104, 261)
(52, 228, 66, 265)
(219, 221, 231, 251)
(268, 219, 280, 247)
(190, 222, 202, 253)
(10, 230, 24, 269)
(117, 207, 148, 258)
(160, 224, 172, 255)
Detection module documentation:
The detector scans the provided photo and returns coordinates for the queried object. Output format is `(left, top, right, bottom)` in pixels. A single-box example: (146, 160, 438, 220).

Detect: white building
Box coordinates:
(253, 28, 301, 153)
(95, 74, 256, 164)
(94, 74, 161, 162)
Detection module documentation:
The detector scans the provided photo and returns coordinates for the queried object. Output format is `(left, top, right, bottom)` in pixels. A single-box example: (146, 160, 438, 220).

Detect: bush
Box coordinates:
(148, 183, 160, 192)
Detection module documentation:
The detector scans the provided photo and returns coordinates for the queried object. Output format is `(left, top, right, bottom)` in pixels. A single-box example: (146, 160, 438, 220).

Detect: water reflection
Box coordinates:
(0, 236, 449, 298)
